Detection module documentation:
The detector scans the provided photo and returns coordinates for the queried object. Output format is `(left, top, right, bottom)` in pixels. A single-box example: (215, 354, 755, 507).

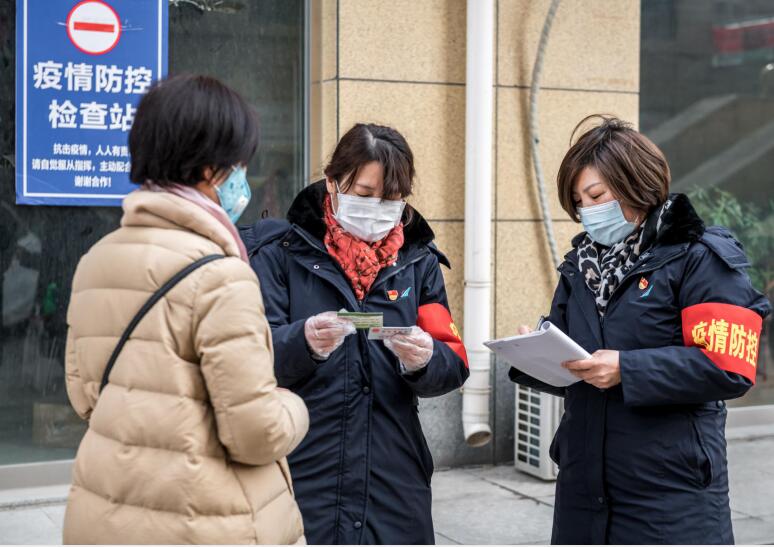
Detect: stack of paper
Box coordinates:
(484, 321, 590, 387)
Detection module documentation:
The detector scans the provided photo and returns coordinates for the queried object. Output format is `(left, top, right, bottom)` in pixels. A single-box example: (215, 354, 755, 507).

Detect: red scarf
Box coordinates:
(323, 195, 405, 301)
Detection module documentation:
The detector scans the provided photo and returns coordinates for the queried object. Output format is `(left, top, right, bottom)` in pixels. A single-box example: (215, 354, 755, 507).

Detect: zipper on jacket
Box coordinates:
(348, 254, 428, 540)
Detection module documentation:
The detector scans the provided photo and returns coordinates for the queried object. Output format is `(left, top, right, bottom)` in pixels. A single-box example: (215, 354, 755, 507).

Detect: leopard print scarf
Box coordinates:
(577, 200, 669, 316)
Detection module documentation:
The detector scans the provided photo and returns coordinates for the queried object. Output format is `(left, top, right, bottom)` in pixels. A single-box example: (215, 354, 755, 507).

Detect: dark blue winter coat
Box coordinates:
(509, 194, 771, 545)
(240, 181, 469, 545)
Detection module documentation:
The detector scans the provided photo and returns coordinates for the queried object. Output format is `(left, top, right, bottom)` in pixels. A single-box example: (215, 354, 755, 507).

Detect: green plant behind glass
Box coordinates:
(688, 188, 773, 294)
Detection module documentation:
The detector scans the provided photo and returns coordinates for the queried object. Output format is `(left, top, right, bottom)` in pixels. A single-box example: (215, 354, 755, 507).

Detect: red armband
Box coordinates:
(417, 302, 468, 368)
(682, 302, 762, 383)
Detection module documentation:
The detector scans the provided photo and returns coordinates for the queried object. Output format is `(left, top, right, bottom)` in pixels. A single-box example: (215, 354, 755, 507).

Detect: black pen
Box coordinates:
(536, 315, 547, 330)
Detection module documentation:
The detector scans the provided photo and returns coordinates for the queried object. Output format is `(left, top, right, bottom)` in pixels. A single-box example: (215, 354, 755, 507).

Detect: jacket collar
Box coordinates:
(122, 189, 243, 257)
(286, 180, 450, 266)
(564, 192, 705, 268)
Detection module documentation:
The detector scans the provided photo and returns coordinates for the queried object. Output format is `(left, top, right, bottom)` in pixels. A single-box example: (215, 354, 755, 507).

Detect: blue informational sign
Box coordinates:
(15, 0, 168, 206)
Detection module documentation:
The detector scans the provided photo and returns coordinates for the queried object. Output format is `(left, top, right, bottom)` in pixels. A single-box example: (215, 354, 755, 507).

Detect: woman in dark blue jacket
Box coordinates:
(511, 115, 771, 544)
(241, 123, 469, 545)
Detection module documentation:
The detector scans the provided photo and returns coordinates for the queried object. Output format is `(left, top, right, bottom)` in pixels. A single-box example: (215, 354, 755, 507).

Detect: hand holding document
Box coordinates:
(484, 320, 590, 387)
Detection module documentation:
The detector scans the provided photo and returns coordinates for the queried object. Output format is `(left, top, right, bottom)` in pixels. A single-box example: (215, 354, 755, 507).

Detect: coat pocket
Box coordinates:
(689, 416, 714, 489)
(656, 413, 713, 490)
(549, 414, 567, 466)
(548, 431, 560, 466)
(412, 407, 435, 486)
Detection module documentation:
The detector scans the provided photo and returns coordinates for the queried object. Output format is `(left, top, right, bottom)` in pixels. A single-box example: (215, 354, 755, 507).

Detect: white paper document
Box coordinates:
(484, 321, 590, 387)
(368, 326, 414, 340)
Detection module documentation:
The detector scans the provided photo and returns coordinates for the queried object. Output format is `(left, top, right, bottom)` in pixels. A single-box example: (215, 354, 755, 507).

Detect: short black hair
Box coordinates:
(323, 123, 415, 199)
(129, 74, 259, 187)
(557, 115, 670, 222)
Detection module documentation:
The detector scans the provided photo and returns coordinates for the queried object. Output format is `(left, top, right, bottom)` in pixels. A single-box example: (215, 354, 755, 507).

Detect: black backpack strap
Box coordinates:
(99, 254, 226, 393)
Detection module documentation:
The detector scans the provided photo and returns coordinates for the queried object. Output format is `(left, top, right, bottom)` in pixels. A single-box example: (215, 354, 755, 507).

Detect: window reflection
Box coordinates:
(0, 0, 305, 466)
(169, 0, 305, 220)
(641, 0, 774, 405)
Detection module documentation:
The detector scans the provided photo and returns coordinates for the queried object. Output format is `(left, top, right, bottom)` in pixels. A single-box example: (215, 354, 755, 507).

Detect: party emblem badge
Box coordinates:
(387, 290, 399, 301)
(639, 277, 649, 290)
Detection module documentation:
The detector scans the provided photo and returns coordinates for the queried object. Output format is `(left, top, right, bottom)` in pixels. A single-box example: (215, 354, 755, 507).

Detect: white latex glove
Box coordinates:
(383, 326, 434, 373)
(304, 311, 356, 360)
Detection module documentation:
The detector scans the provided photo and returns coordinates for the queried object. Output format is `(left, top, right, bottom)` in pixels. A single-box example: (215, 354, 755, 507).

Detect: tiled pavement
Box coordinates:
(2, 436, 774, 545)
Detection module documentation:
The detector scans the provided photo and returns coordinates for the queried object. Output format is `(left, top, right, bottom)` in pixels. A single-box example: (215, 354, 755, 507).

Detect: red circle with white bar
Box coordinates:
(66, 0, 121, 55)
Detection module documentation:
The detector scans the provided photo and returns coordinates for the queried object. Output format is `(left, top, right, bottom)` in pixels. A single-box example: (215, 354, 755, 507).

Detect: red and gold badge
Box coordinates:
(387, 290, 399, 301)
(639, 277, 649, 290)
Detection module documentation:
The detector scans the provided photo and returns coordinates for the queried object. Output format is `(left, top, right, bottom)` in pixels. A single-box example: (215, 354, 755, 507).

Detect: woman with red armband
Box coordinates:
(510, 115, 771, 544)
(240, 123, 469, 545)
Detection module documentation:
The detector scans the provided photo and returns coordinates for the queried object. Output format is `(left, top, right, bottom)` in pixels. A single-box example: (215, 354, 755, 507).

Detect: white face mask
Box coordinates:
(333, 182, 406, 242)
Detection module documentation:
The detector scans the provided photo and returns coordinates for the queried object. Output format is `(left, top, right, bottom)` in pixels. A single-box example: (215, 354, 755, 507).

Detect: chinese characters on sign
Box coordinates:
(16, 0, 168, 206)
(37, 61, 151, 131)
(31, 144, 131, 189)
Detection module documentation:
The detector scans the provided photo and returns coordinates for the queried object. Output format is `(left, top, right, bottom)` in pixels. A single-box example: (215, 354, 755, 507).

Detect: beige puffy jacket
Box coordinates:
(63, 190, 309, 544)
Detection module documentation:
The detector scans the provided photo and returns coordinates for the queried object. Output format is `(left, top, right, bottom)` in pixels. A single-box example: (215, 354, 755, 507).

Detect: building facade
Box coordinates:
(0, 0, 771, 489)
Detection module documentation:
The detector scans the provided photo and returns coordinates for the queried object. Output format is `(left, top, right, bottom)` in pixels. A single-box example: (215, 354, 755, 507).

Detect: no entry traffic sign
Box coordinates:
(66, 0, 121, 55)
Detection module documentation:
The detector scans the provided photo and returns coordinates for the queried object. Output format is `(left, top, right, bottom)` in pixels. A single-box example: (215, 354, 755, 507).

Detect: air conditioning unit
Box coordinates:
(514, 385, 562, 480)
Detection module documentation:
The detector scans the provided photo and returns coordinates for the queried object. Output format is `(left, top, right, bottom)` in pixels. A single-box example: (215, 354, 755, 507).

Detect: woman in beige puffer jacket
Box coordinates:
(63, 74, 309, 544)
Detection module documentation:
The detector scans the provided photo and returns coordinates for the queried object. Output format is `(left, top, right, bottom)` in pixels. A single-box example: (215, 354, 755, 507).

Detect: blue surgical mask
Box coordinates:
(578, 200, 638, 246)
(215, 166, 251, 224)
